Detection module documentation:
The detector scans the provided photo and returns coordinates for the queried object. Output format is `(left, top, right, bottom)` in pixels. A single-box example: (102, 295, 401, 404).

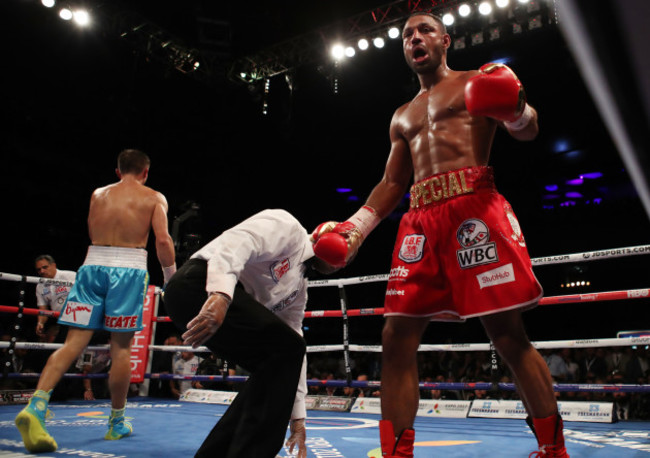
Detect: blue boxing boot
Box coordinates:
(15, 389, 57, 453)
(105, 407, 133, 440)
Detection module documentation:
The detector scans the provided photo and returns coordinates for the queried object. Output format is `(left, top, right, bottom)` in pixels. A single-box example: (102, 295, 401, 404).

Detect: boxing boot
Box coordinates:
(105, 407, 133, 440)
(380, 420, 415, 457)
(15, 389, 57, 453)
(528, 414, 569, 457)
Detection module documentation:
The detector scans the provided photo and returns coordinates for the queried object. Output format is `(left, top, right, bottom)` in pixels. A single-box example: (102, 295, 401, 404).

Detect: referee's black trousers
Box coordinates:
(163, 258, 306, 458)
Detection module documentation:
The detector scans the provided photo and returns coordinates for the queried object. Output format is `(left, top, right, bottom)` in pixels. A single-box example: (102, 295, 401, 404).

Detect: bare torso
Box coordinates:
(88, 179, 164, 248)
(394, 69, 497, 182)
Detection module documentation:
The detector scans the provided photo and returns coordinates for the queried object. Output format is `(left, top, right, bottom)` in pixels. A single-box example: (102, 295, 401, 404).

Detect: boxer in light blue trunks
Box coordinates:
(59, 246, 149, 332)
(15, 149, 176, 453)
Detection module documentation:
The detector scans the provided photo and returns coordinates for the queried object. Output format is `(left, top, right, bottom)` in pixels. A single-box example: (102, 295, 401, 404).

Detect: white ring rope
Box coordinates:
(0, 271, 163, 294)
(2, 244, 649, 289)
(3, 335, 649, 354)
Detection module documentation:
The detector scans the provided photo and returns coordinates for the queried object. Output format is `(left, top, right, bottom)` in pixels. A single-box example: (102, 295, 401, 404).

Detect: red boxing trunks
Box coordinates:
(384, 166, 543, 321)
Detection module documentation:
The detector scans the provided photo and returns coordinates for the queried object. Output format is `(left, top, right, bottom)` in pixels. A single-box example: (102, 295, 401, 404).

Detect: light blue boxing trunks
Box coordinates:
(58, 246, 149, 332)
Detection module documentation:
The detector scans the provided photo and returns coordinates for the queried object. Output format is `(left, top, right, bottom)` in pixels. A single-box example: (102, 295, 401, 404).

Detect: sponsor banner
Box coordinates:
(180, 389, 238, 405)
(350, 397, 382, 415)
(0, 389, 33, 405)
(312, 395, 353, 412)
(417, 399, 472, 418)
(130, 285, 156, 383)
(469, 399, 614, 423)
(305, 395, 320, 410)
(469, 399, 528, 419)
(557, 401, 614, 423)
(350, 397, 471, 419)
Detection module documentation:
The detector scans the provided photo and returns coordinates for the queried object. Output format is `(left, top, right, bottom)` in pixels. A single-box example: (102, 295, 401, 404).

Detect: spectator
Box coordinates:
(195, 353, 236, 391)
(33, 255, 76, 343)
(76, 334, 111, 400)
(466, 381, 492, 401)
(324, 373, 342, 397)
(308, 375, 323, 396)
(420, 376, 437, 400)
(561, 349, 580, 382)
(149, 334, 182, 398)
(544, 349, 569, 382)
(578, 347, 608, 381)
(0, 339, 37, 390)
(171, 350, 201, 399)
(625, 346, 649, 384)
(356, 373, 379, 398)
(606, 346, 631, 378)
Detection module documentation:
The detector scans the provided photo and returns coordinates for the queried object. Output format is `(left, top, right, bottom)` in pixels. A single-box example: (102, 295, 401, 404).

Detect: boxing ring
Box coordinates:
(1, 244, 650, 456)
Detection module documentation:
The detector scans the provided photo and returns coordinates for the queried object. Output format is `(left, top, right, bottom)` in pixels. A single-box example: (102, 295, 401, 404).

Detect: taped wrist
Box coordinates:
(347, 205, 380, 239)
(162, 264, 177, 283)
(504, 103, 533, 131)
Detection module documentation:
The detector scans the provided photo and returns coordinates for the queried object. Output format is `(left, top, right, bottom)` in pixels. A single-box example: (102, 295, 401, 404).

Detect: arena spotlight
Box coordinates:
(442, 13, 455, 26)
(345, 46, 356, 58)
(358, 38, 369, 50)
(478, 2, 493, 15)
(458, 4, 471, 17)
(331, 43, 345, 61)
(72, 9, 90, 26)
(496, 0, 510, 7)
(387, 27, 400, 39)
(373, 37, 385, 48)
(41, 0, 55, 8)
(59, 7, 73, 20)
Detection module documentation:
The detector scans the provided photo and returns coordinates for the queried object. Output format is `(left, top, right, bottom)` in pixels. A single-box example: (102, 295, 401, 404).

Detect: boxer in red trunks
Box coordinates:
(312, 12, 569, 458)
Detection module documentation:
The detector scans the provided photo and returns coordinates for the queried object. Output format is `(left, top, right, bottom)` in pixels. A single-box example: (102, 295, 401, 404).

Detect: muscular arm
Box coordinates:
(151, 193, 175, 268)
(365, 114, 413, 219)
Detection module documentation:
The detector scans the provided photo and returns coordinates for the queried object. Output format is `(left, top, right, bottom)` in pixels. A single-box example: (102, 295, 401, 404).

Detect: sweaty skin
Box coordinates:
(88, 173, 175, 268)
(371, 14, 558, 447)
(15, 158, 177, 456)
(366, 15, 538, 218)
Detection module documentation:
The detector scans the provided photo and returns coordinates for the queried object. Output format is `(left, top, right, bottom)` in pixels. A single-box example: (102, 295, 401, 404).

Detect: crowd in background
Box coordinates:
(2, 313, 649, 421)
(304, 346, 650, 420)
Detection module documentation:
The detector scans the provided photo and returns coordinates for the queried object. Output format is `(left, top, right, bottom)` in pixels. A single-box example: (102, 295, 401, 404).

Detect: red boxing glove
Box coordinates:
(465, 63, 526, 122)
(311, 206, 380, 268)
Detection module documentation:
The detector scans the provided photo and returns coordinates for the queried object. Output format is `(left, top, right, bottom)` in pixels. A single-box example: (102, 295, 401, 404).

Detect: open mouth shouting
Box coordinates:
(412, 47, 428, 64)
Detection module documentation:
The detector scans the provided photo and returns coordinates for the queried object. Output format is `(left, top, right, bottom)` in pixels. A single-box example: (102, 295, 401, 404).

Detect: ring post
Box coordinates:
(337, 283, 353, 386)
(3, 276, 27, 381)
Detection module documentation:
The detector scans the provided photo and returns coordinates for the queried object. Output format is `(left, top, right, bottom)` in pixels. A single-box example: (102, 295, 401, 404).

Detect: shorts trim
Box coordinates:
(84, 246, 148, 270)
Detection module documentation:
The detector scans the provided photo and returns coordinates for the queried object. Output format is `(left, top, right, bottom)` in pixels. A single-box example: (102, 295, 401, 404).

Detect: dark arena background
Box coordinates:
(1, 0, 649, 456)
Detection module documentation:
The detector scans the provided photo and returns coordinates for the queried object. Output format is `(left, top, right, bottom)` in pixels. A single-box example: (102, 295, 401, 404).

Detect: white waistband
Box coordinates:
(83, 246, 148, 270)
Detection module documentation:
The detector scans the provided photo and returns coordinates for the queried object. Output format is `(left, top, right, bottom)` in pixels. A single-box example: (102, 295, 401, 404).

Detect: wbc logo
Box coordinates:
(456, 219, 498, 269)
